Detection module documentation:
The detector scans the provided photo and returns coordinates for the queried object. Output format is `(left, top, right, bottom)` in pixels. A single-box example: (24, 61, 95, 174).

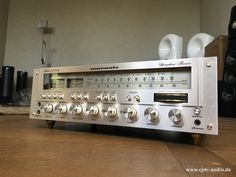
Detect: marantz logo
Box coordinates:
(43, 68, 60, 73)
(90, 66, 119, 70)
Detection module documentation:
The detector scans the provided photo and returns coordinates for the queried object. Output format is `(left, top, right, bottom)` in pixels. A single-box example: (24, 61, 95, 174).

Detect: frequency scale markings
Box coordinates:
(44, 69, 191, 90)
(85, 72, 190, 89)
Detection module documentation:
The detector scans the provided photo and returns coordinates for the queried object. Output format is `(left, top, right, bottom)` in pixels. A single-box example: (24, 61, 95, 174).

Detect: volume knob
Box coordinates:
(144, 108, 159, 122)
(124, 107, 137, 120)
(110, 95, 116, 101)
(103, 95, 109, 101)
(55, 103, 67, 114)
(70, 93, 77, 100)
(168, 109, 183, 123)
(104, 106, 117, 118)
(42, 103, 53, 113)
(70, 104, 83, 115)
(86, 105, 99, 116)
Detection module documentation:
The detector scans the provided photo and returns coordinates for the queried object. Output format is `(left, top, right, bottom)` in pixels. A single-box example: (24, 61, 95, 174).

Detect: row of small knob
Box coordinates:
(95, 94, 116, 102)
(41, 93, 64, 99)
(40, 103, 183, 123)
(42, 103, 83, 115)
(70, 93, 89, 100)
(71, 93, 117, 102)
(71, 94, 140, 102)
(41, 103, 115, 117)
(41, 92, 141, 103)
(126, 95, 140, 102)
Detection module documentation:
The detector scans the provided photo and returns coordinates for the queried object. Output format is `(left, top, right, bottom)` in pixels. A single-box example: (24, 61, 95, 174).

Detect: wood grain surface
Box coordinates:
(0, 106, 30, 115)
(0, 115, 235, 177)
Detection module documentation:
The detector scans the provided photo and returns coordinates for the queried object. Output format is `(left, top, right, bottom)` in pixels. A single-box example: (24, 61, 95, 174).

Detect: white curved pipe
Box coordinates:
(158, 34, 183, 60)
(187, 33, 214, 58)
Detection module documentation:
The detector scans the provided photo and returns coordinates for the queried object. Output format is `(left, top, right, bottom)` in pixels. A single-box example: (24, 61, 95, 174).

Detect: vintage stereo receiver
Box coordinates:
(30, 57, 218, 135)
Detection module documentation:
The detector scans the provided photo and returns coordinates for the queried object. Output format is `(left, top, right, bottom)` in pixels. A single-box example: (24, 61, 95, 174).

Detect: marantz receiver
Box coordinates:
(30, 57, 218, 137)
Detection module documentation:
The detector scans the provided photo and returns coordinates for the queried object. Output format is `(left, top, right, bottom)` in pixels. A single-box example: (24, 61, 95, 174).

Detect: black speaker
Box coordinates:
(219, 5, 236, 117)
(16, 71, 28, 92)
(218, 81, 236, 117)
(0, 66, 15, 104)
(224, 5, 236, 71)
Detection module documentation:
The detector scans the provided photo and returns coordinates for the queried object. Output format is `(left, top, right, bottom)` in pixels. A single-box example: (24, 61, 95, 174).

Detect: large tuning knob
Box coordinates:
(42, 103, 53, 113)
(69, 104, 83, 115)
(168, 109, 183, 123)
(55, 103, 67, 114)
(144, 108, 159, 122)
(86, 105, 99, 116)
(123, 107, 137, 121)
(103, 106, 117, 118)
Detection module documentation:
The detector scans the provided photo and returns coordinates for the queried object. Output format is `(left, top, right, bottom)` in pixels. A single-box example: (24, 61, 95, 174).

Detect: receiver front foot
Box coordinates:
(191, 133, 202, 146)
(45, 120, 56, 129)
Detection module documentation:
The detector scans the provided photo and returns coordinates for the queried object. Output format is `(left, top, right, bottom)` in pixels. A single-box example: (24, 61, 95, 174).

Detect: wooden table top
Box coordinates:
(0, 115, 235, 177)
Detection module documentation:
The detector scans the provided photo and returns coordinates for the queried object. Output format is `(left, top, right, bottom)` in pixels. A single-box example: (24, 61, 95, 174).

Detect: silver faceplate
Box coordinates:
(30, 57, 218, 135)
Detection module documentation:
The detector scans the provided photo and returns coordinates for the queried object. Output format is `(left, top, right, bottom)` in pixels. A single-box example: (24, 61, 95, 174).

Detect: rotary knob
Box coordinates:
(168, 109, 183, 123)
(52, 93, 58, 99)
(110, 95, 116, 101)
(82, 92, 89, 100)
(103, 95, 109, 101)
(103, 106, 117, 118)
(55, 103, 67, 114)
(96, 95, 102, 101)
(86, 105, 99, 116)
(144, 108, 159, 122)
(126, 95, 132, 101)
(58, 94, 64, 99)
(41, 93, 47, 99)
(42, 103, 53, 113)
(134, 95, 140, 102)
(70, 93, 77, 100)
(123, 107, 137, 120)
(194, 107, 201, 115)
(46, 94, 52, 99)
(76, 94, 83, 100)
(69, 104, 83, 115)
